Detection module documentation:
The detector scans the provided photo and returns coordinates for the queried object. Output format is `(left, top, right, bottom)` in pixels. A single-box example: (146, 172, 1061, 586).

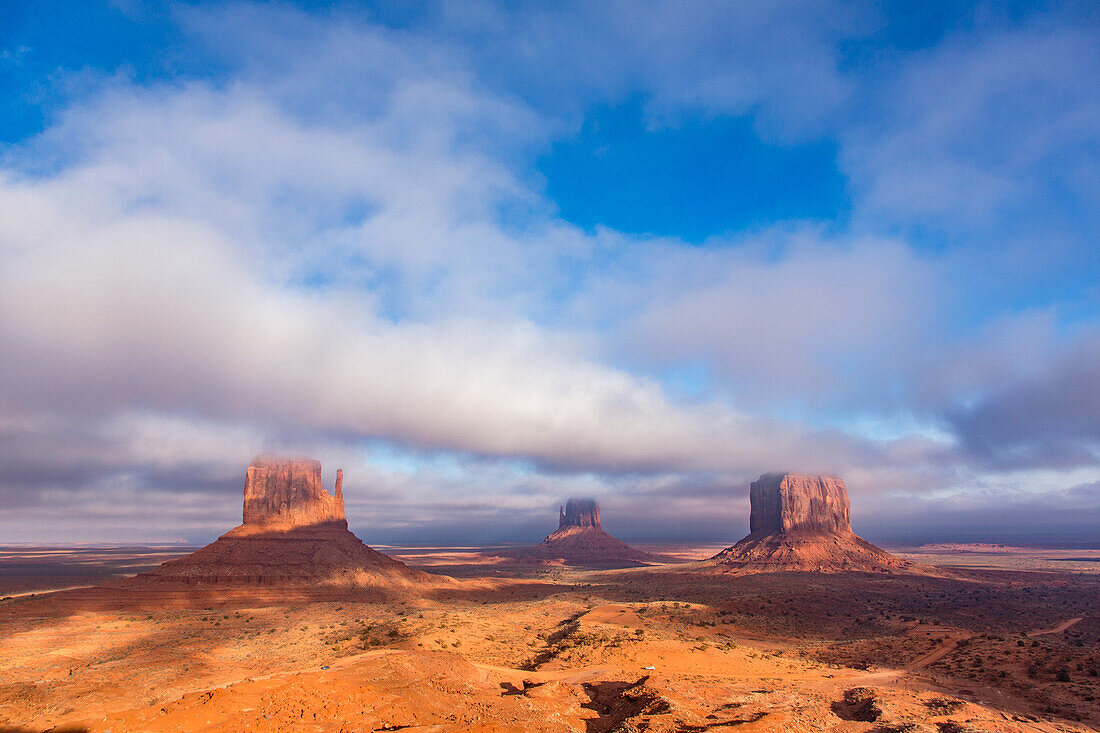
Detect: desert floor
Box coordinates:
(1, 544, 1099, 732)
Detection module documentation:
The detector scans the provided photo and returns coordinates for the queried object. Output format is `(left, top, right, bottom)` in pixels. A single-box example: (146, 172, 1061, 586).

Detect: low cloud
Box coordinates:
(946, 330, 1100, 470)
(860, 478, 1100, 545)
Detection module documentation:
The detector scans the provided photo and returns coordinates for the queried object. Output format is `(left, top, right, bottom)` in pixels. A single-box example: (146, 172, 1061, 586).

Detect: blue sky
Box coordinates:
(0, 1, 1098, 545)
(539, 98, 848, 240)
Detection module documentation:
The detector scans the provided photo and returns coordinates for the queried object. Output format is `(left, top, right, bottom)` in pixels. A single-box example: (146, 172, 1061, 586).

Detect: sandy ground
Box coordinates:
(0, 546, 198, 596)
(1, 544, 1098, 732)
(891, 545, 1100, 574)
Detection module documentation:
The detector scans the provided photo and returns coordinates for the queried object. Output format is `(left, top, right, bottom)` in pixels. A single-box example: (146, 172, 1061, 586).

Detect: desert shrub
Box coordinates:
(924, 697, 963, 714)
(831, 688, 881, 722)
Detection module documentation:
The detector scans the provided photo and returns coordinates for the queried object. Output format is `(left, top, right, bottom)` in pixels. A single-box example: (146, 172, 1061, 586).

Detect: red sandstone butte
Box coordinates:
(559, 498, 601, 529)
(709, 473, 907, 573)
(132, 456, 448, 590)
(749, 473, 851, 535)
(499, 498, 661, 566)
(241, 455, 346, 529)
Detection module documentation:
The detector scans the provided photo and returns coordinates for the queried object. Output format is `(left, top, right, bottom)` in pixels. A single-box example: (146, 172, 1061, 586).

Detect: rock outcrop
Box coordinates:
(708, 473, 907, 573)
(132, 456, 450, 590)
(559, 498, 601, 529)
(748, 473, 850, 535)
(498, 498, 662, 567)
(241, 456, 345, 529)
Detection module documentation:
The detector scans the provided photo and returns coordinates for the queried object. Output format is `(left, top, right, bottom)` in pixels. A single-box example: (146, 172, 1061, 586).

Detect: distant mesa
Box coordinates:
(497, 497, 663, 567)
(131, 455, 449, 590)
(706, 473, 908, 573)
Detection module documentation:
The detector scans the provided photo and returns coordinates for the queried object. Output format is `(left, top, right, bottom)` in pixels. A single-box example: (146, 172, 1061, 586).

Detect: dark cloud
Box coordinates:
(860, 480, 1100, 546)
(946, 334, 1100, 469)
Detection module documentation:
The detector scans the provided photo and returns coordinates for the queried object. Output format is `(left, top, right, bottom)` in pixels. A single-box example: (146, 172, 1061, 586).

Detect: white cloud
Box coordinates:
(844, 20, 1100, 232)
(0, 71, 902, 490)
(616, 229, 938, 406)
(2, 1, 1098, 545)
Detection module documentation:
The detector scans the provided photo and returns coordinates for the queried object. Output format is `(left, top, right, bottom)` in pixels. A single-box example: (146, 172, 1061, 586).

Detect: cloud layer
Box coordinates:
(0, 1, 1097, 544)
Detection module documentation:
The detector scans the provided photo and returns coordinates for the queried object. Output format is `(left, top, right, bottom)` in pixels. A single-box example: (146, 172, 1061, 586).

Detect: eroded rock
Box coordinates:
(749, 473, 850, 536)
(128, 456, 449, 590)
(708, 473, 908, 573)
(559, 498, 601, 529)
(501, 498, 662, 567)
(242, 454, 346, 529)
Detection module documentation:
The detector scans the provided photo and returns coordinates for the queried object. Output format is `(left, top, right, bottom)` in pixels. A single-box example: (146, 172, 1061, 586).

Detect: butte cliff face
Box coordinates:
(241, 455, 346, 530)
(133, 456, 449, 591)
(559, 498, 601, 529)
(500, 497, 661, 567)
(709, 473, 907, 573)
(748, 473, 850, 537)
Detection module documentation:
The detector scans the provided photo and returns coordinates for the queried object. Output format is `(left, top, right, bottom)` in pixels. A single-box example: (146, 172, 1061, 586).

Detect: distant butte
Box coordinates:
(707, 473, 908, 573)
(132, 455, 449, 590)
(498, 497, 662, 567)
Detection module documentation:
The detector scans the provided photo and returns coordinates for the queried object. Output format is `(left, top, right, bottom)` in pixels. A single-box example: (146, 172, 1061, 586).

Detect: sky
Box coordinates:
(1, 0, 1098, 546)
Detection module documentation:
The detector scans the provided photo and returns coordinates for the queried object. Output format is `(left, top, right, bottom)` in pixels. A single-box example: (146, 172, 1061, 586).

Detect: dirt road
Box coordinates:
(907, 630, 974, 671)
(1027, 617, 1083, 637)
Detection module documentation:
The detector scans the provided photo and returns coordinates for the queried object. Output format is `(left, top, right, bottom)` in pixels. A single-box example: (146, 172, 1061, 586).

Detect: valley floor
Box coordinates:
(1, 545, 1098, 732)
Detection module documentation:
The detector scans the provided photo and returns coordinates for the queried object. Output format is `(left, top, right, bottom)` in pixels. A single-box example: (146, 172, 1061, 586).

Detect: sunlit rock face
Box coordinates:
(242, 455, 346, 529)
(748, 473, 850, 537)
(559, 498, 601, 529)
(708, 472, 908, 574)
(129, 457, 448, 590)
